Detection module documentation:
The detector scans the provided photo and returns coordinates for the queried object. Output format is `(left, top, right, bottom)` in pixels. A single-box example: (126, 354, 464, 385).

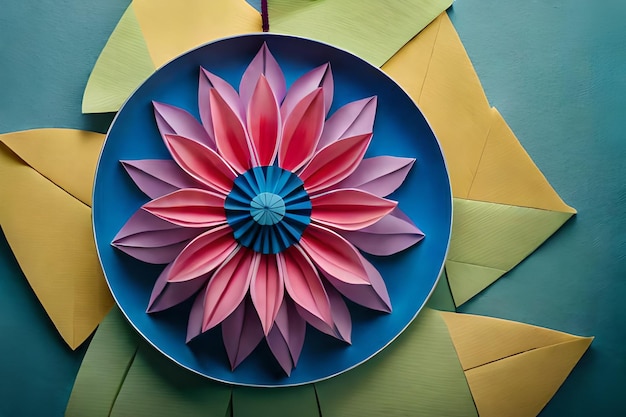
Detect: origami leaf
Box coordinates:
(440, 312, 593, 417)
(232, 385, 319, 417)
(83, 0, 262, 113)
(0, 129, 113, 349)
(268, 0, 453, 66)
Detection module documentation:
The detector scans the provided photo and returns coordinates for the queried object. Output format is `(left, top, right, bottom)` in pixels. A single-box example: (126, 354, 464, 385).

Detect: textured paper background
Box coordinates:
(0, 0, 624, 416)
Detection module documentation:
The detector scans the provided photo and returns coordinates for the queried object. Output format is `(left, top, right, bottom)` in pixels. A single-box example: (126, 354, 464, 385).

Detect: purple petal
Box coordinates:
(274, 297, 306, 365)
(221, 297, 265, 370)
(199, 67, 244, 135)
(281, 63, 333, 120)
(333, 156, 415, 197)
(186, 290, 206, 342)
(340, 207, 424, 256)
(295, 282, 352, 343)
(239, 43, 286, 107)
(318, 96, 377, 150)
(266, 324, 294, 376)
(121, 160, 201, 199)
(153, 101, 215, 149)
(147, 263, 210, 313)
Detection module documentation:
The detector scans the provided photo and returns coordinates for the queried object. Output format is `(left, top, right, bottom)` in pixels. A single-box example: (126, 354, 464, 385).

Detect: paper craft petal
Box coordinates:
(202, 249, 258, 331)
(266, 323, 295, 376)
(311, 189, 397, 231)
(318, 96, 377, 150)
(278, 89, 325, 172)
(239, 42, 287, 106)
(299, 134, 372, 194)
(294, 282, 352, 343)
(153, 101, 214, 149)
(186, 289, 206, 342)
(121, 160, 200, 199)
(281, 63, 333, 119)
(199, 67, 244, 139)
(340, 207, 424, 256)
(142, 189, 227, 228)
(0, 129, 113, 349)
(334, 156, 415, 197)
(164, 134, 237, 195)
(299, 224, 370, 285)
(274, 297, 307, 366)
(147, 263, 210, 313)
(247, 76, 281, 166)
(221, 297, 265, 370)
(323, 253, 392, 313)
(250, 254, 284, 335)
(210, 89, 253, 174)
(112, 210, 202, 264)
(168, 225, 238, 283)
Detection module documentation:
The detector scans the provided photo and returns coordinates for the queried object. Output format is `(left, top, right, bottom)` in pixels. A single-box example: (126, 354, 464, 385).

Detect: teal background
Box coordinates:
(0, 0, 624, 415)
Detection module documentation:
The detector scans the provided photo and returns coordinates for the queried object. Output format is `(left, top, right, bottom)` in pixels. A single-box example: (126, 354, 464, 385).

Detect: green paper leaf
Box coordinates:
(425, 268, 456, 311)
(446, 261, 506, 306)
(232, 386, 319, 417)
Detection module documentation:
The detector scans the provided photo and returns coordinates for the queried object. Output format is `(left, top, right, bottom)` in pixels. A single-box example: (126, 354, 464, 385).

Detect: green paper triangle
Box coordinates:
(446, 261, 506, 306)
(315, 308, 477, 417)
(65, 307, 139, 417)
(426, 268, 456, 311)
(82, 4, 155, 113)
(232, 386, 319, 417)
(109, 344, 232, 417)
(448, 198, 573, 272)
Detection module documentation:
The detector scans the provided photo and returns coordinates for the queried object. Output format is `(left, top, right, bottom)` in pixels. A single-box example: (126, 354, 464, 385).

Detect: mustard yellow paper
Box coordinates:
(441, 313, 592, 417)
(0, 129, 113, 349)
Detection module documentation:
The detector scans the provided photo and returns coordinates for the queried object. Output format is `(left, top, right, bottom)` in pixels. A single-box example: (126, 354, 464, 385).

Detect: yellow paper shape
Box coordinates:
(441, 313, 592, 417)
(83, 0, 262, 114)
(0, 129, 113, 348)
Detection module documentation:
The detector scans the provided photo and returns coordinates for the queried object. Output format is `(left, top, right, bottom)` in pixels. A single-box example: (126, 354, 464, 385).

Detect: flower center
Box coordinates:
(225, 166, 311, 254)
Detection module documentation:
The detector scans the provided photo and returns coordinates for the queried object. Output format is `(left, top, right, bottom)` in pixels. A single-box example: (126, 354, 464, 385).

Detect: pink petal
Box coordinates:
(142, 189, 226, 228)
(247, 75, 281, 166)
(250, 254, 284, 335)
(323, 253, 392, 313)
(334, 156, 415, 197)
(112, 209, 202, 264)
(221, 297, 264, 370)
(168, 225, 238, 283)
(281, 63, 333, 119)
(311, 189, 397, 231)
(299, 134, 372, 194)
(266, 323, 294, 376)
(294, 282, 352, 343)
(202, 249, 259, 331)
(147, 263, 210, 313)
(239, 43, 286, 106)
(153, 101, 214, 149)
(340, 207, 425, 256)
(210, 89, 253, 173)
(199, 68, 244, 138)
(278, 247, 333, 328)
(318, 96, 377, 150)
(121, 160, 201, 200)
(278, 89, 325, 172)
(274, 297, 306, 365)
(164, 134, 236, 195)
(299, 224, 370, 285)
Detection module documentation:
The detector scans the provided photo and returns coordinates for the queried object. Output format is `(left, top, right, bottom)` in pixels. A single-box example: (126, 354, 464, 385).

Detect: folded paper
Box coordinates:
(0, 129, 113, 349)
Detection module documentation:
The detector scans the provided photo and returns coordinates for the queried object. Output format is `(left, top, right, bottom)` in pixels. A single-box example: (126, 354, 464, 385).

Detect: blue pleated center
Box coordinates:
(225, 166, 312, 254)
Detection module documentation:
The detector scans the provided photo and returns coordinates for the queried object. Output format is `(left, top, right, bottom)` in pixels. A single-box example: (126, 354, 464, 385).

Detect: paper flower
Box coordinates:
(112, 43, 423, 375)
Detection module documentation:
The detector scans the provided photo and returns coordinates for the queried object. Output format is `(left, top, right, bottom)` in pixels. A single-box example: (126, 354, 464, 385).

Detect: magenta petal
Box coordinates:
(202, 249, 259, 331)
(324, 253, 392, 313)
(239, 43, 286, 106)
(168, 225, 238, 282)
(274, 297, 306, 365)
(199, 67, 244, 138)
(281, 63, 333, 119)
(266, 324, 294, 376)
(164, 134, 236, 195)
(153, 101, 215, 149)
(340, 207, 425, 256)
(210, 89, 253, 173)
(121, 160, 200, 200)
(334, 156, 415, 197)
(247, 75, 281, 166)
(112, 210, 202, 264)
(299, 134, 371, 194)
(311, 188, 397, 231)
(278, 88, 325, 172)
(299, 224, 370, 286)
(221, 297, 264, 370)
(318, 96, 377, 150)
(250, 254, 284, 335)
(147, 263, 210, 313)
(142, 189, 226, 228)
(295, 282, 351, 343)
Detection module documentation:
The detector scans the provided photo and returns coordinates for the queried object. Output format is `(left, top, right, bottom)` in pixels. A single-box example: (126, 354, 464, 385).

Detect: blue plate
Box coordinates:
(93, 33, 452, 386)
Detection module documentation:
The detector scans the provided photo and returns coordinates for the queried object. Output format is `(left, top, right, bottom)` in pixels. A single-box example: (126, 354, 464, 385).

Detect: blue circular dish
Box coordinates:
(93, 33, 452, 387)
